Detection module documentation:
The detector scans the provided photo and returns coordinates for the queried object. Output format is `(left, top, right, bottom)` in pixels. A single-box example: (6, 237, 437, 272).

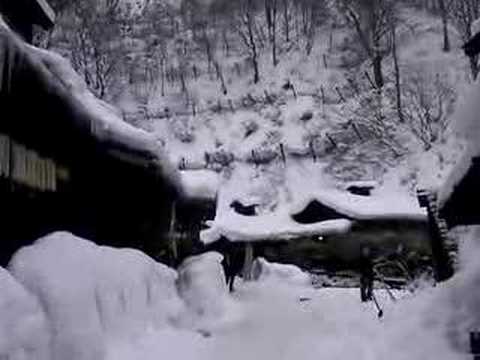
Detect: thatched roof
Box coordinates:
(0, 17, 183, 195)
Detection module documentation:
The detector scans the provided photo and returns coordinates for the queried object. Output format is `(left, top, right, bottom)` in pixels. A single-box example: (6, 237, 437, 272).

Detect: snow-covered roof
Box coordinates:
(180, 170, 220, 201)
(0, 22, 182, 193)
(201, 160, 426, 244)
(201, 188, 425, 244)
(437, 75, 480, 207)
(437, 148, 474, 207)
(473, 18, 480, 37)
(200, 209, 352, 244)
(289, 188, 427, 222)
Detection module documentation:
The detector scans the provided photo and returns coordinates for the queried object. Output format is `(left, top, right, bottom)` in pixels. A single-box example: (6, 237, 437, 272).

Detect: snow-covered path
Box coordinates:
(107, 281, 464, 360)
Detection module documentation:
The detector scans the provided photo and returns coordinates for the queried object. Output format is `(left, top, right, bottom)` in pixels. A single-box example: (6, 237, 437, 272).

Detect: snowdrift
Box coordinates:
(8, 232, 183, 360)
(0, 266, 50, 360)
(251, 257, 311, 286)
(177, 252, 230, 320)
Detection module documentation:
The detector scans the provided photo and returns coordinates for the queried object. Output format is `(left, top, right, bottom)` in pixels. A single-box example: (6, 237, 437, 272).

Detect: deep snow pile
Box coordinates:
(4, 229, 480, 360)
(176, 252, 234, 323)
(251, 257, 311, 286)
(8, 232, 183, 360)
(0, 267, 50, 360)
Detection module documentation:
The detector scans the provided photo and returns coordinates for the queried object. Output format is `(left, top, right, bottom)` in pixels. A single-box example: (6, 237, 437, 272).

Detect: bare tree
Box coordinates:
(438, 0, 452, 52)
(340, 0, 396, 89)
(402, 70, 456, 149)
(392, 24, 404, 123)
(52, 0, 125, 99)
(235, 0, 261, 83)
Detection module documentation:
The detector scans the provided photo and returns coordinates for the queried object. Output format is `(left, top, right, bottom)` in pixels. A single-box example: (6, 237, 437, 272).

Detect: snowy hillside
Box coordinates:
(106, 3, 469, 203)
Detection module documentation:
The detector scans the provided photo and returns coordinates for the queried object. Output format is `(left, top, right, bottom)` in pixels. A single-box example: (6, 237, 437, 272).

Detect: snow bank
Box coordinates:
(252, 258, 310, 286)
(181, 170, 220, 201)
(0, 267, 50, 360)
(177, 252, 230, 320)
(8, 232, 182, 360)
(439, 227, 480, 351)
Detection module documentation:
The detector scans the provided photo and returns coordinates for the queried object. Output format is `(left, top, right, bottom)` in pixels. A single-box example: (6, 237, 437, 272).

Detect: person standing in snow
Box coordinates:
(219, 238, 244, 292)
(359, 245, 374, 302)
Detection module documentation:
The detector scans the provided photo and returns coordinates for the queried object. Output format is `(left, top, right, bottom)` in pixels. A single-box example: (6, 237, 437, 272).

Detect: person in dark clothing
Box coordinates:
(359, 245, 375, 302)
(221, 239, 245, 292)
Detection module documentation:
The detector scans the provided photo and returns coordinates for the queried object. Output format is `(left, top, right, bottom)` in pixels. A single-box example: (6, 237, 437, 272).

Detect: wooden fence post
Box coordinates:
(364, 71, 377, 90)
(335, 87, 346, 103)
(350, 121, 363, 141)
(279, 143, 286, 165)
(204, 152, 210, 168)
(326, 133, 337, 148)
(251, 150, 258, 167)
(309, 140, 317, 162)
(243, 242, 254, 281)
(169, 201, 178, 266)
(471, 331, 480, 360)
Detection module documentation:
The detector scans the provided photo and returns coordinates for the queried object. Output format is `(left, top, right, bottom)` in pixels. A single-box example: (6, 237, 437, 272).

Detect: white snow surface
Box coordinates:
(0, 267, 50, 360)
(176, 252, 233, 323)
(5, 230, 480, 359)
(473, 18, 480, 37)
(8, 232, 183, 360)
(201, 161, 426, 244)
(180, 170, 220, 201)
(251, 257, 311, 286)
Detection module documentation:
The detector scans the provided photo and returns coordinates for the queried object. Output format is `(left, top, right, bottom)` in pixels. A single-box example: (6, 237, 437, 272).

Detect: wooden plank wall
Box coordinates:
(0, 133, 60, 191)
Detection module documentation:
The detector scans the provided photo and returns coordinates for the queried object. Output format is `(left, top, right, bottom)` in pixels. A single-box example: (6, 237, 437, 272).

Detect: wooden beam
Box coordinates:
(31, 0, 55, 28)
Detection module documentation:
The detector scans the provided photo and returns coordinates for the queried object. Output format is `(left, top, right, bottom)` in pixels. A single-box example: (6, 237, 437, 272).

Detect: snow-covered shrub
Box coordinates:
(177, 252, 229, 319)
(170, 116, 196, 143)
(206, 149, 235, 169)
(9, 232, 182, 360)
(248, 147, 278, 164)
(242, 119, 260, 138)
(0, 267, 50, 360)
(401, 68, 456, 150)
(282, 97, 316, 124)
(251, 258, 311, 286)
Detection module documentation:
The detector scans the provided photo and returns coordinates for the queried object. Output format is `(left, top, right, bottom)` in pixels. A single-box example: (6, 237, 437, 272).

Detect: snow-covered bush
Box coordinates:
(251, 258, 311, 286)
(0, 267, 50, 360)
(402, 68, 456, 150)
(282, 97, 316, 124)
(170, 116, 196, 143)
(242, 119, 260, 138)
(177, 252, 229, 319)
(9, 232, 182, 360)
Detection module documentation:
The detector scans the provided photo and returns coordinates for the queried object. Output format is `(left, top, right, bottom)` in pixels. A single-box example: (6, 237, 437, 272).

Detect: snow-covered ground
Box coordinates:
(3, 231, 480, 360)
(109, 279, 464, 360)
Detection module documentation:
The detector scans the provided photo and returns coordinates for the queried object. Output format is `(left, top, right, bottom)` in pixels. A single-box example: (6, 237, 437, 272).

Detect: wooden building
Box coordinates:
(0, 0, 55, 43)
(0, 9, 184, 265)
(439, 157, 480, 229)
(419, 29, 480, 281)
